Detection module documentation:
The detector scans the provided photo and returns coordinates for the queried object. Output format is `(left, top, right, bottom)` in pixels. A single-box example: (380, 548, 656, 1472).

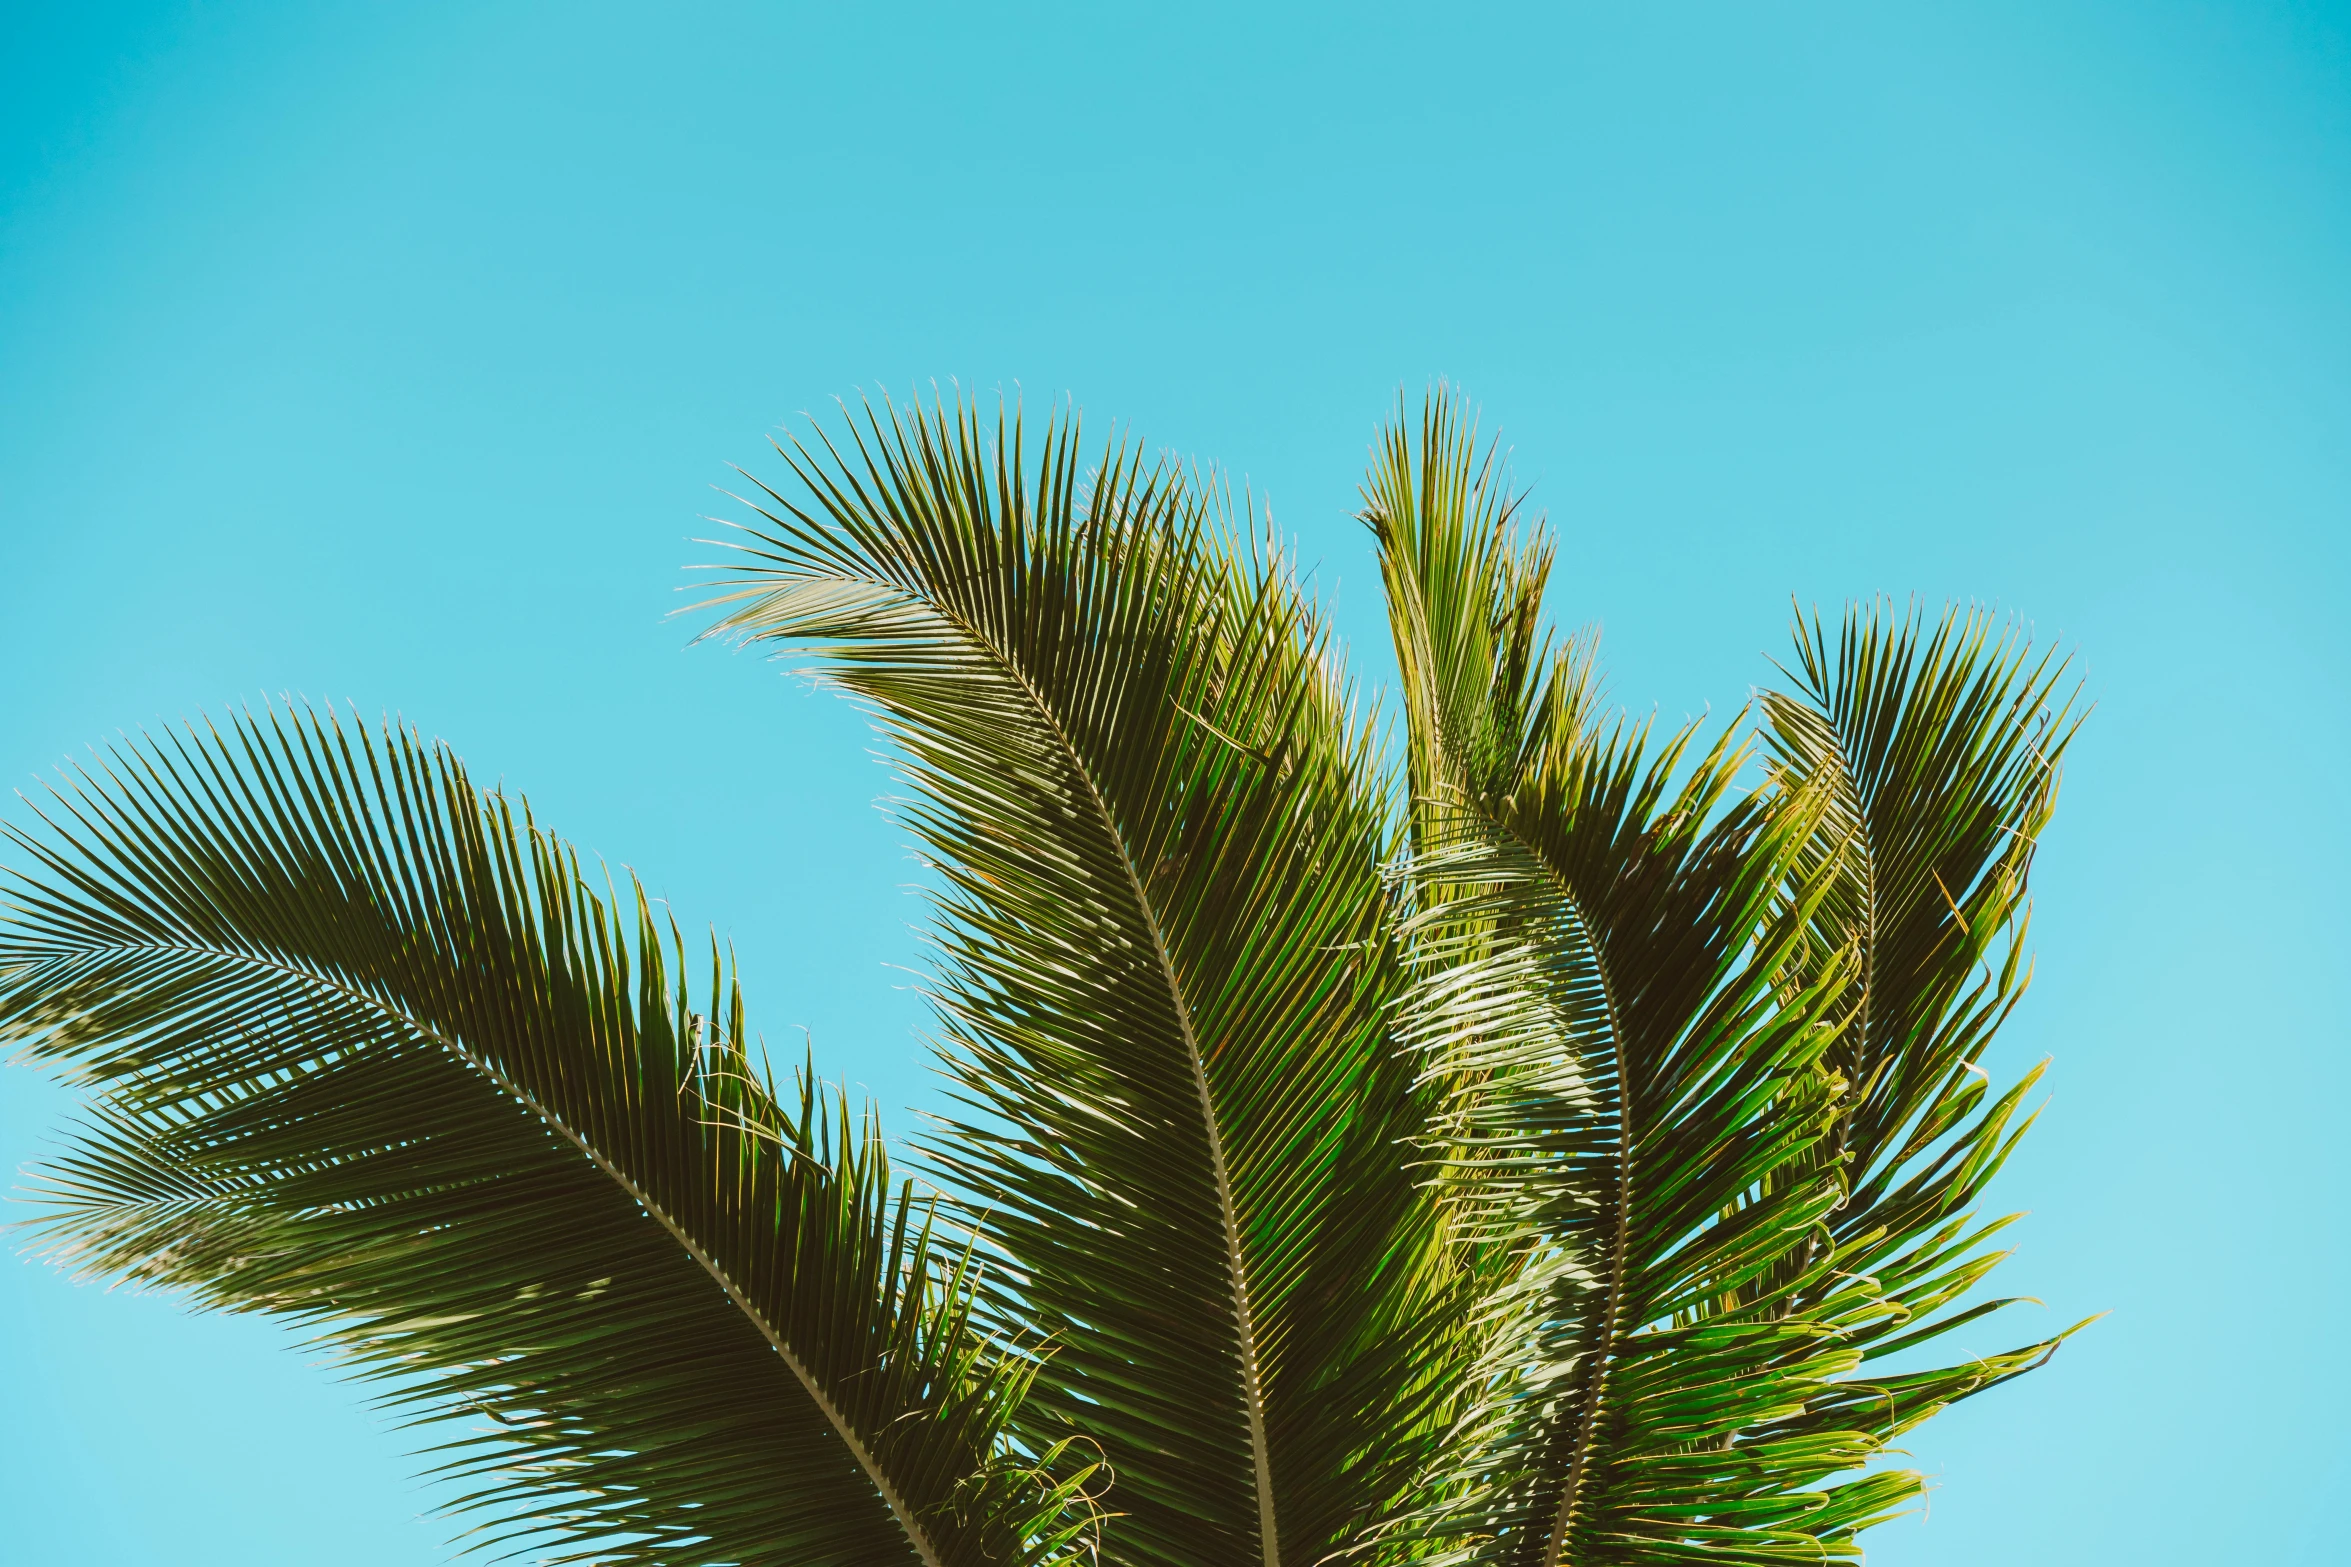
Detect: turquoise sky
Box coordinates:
(4, 4, 2345, 1563)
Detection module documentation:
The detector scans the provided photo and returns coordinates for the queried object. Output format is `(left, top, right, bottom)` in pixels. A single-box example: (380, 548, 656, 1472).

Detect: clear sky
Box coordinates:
(3, 3, 2345, 1562)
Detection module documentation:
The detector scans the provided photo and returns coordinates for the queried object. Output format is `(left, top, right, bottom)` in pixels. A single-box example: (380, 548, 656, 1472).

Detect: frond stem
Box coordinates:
(921, 596, 1286, 1567)
(1525, 844, 1631, 1567)
(1420, 782, 1632, 1567)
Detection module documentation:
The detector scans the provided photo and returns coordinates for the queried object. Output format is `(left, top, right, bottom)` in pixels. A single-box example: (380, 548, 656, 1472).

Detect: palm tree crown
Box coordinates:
(0, 390, 2084, 1567)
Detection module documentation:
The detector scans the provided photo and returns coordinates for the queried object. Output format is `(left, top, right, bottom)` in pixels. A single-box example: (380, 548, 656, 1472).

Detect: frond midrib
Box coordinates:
(1482, 813, 1633, 1567)
(1416, 765, 1633, 1567)
(1799, 711, 1876, 1272)
(897, 583, 1286, 1567)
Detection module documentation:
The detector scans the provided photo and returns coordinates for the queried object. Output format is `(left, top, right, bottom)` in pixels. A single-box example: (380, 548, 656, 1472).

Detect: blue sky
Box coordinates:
(3, 3, 2346, 1562)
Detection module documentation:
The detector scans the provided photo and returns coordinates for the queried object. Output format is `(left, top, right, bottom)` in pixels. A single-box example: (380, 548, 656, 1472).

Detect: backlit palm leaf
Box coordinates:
(1363, 390, 2077, 1564)
(1742, 602, 2094, 1461)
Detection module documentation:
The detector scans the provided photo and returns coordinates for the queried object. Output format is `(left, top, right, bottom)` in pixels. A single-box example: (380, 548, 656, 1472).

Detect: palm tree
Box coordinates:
(0, 390, 2085, 1567)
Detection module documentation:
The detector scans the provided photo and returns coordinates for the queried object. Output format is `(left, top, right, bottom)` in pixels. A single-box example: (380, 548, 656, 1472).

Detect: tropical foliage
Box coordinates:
(0, 390, 2085, 1566)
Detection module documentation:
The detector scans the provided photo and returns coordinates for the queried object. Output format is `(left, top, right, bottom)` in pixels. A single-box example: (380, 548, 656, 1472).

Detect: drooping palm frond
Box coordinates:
(697, 394, 1463, 1567)
(1363, 393, 2078, 1565)
(0, 707, 1098, 1567)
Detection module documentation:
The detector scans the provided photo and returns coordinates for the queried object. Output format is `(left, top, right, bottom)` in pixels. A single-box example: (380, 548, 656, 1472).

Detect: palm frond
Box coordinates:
(1364, 394, 2076, 1565)
(1744, 601, 2094, 1445)
(697, 393, 1462, 1567)
(2, 389, 2087, 1567)
(1361, 385, 1555, 826)
(1392, 691, 1857, 1567)
(0, 707, 1098, 1567)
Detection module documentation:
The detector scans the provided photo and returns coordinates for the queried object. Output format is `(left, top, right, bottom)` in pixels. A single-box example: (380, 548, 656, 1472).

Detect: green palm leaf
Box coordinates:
(1363, 391, 2080, 1565)
(1, 386, 2088, 1567)
(0, 707, 1097, 1567)
(1743, 601, 2095, 1453)
(697, 394, 1462, 1567)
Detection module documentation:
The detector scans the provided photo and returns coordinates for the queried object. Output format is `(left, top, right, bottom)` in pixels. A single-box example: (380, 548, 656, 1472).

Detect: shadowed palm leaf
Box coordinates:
(0, 709, 1098, 1567)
